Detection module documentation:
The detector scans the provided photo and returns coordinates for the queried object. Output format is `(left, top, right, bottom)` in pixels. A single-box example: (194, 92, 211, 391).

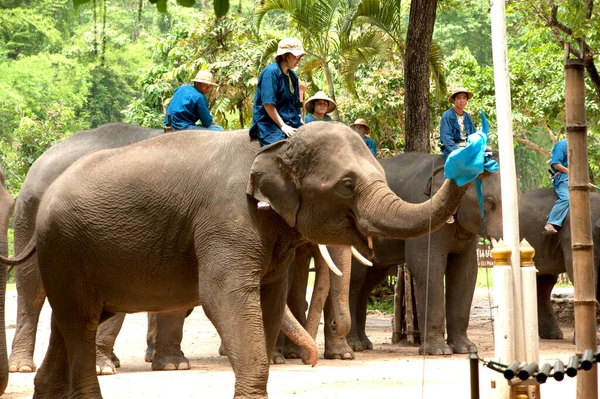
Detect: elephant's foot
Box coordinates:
(271, 348, 286, 364)
(447, 336, 477, 354)
(151, 350, 190, 371)
(96, 350, 118, 375)
(346, 332, 372, 352)
(8, 352, 36, 373)
(324, 337, 355, 360)
(282, 341, 303, 360)
(145, 344, 155, 363)
(539, 323, 564, 340)
(418, 336, 453, 355)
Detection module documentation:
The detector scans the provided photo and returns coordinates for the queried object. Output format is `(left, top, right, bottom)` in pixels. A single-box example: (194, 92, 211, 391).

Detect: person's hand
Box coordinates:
(281, 124, 297, 137)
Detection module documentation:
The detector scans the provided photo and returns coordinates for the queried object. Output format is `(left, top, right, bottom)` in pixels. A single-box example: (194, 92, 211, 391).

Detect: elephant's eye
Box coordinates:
(335, 177, 355, 197)
(485, 197, 496, 211)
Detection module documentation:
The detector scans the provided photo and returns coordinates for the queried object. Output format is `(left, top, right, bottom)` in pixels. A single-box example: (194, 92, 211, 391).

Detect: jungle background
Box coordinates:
(0, 0, 599, 195)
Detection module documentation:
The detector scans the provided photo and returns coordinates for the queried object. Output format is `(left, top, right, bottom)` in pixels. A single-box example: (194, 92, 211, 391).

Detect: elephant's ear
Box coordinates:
(424, 165, 445, 197)
(247, 140, 300, 227)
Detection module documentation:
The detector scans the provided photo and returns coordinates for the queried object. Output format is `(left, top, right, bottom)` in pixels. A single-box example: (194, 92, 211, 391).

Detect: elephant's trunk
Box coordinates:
(280, 306, 318, 366)
(323, 246, 352, 338)
(355, 178, 467, 240)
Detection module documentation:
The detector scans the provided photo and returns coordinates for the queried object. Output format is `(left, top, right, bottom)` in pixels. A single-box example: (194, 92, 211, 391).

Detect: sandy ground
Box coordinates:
(1, 286, 591, 398)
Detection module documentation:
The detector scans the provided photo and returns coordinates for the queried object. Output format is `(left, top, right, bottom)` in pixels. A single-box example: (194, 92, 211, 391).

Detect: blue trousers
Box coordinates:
(547, 176, 569, 226)
(187, 124, 224, 131)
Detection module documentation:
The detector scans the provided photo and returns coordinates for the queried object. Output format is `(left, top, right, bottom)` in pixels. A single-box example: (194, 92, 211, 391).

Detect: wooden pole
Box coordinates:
(564, 42, 598, 399)
(491, 239, 515, 399)
(490, 0, 525, 368)
(392, 265, 404, 344)
(519, 239, 540, 399)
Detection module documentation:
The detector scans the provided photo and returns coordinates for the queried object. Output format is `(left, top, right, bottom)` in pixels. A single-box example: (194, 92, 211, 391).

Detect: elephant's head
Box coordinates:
(427, 153, 503, 240)
(247, 122, 468, 253)
(0, 164, 13, 394)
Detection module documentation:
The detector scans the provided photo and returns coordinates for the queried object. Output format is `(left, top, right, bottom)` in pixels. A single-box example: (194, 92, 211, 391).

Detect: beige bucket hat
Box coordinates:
(305, 91, 337, 114)
(351, 118, 370, 130)
(191, 70, 218, 86)
(276, 38, 307, 58)
(448, 87, 473, 103)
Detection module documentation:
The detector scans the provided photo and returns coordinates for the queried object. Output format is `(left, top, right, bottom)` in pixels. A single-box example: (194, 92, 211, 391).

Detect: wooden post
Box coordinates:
(491, 239, 515, 399)
(392, 265, 404, 344)
(564, 42, 598, 399)
(404, 269, 415, 345)
(519, 239, 540, 399)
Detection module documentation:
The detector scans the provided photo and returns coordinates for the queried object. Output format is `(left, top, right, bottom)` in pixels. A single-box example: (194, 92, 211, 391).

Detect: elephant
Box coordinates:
(1, 123, 467, 398)
(8, 123, 164, 374)
(518, 188, 600, 340)
(0, 164, 15, 394)
(7, 123, 346, 375)
(346, 152, 503, 355)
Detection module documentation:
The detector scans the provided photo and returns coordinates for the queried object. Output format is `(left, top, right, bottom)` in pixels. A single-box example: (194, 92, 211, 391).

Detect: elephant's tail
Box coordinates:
(0, 236, 36, 267)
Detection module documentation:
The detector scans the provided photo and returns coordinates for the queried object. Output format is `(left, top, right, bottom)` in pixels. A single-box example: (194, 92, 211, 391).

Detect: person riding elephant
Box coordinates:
(1, 122, 468, 398)
(350, 119, 377, 158)
(347, 151, 503, 355)
(304, 91, 335, 123)
(250, 37, 306, 146)
(519, 187, 600, 339)
(543, 139, 569, 235)
(164, 70, 224, 132)
(0, 163, 14, 393)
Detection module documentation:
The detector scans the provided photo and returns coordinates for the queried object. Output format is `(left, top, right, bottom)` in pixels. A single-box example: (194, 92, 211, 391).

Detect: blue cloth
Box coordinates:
(164, 85, 221, 131)
(440, 108, 477, 158)
(304, 114, 332, 123)
(363, 136, 377, 157)
(547, 139, 569, 226)
(444, 112, 499, 187)
(249, 62, 303, 146)
(187, 125, 224, 131)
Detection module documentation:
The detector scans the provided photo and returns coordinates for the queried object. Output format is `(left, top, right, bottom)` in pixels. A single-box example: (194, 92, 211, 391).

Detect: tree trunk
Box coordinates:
(322, 60, 340, 121)
(404, 0, 437, 153)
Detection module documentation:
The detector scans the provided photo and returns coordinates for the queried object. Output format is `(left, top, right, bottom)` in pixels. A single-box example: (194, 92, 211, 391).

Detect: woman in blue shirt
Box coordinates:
(250, 38, 306, 146)
(304, 91, 335, 123)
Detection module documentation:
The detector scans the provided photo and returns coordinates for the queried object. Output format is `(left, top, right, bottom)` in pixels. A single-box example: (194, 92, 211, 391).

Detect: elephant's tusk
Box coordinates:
(490, 237, 498, 248)
(351, 246, 372, 266)
(367, 236, 373, 249)
(318, 244, 343, 276)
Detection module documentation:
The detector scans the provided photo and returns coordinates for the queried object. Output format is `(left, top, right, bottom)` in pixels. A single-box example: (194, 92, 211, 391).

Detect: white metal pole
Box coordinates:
(491, 239, 515, 399)
(520, 239, 540, 398)
(490, 0, 525, 365)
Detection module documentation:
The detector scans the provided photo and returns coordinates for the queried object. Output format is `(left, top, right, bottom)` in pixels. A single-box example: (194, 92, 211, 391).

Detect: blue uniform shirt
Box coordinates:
(250, 62, 303, 146)
(440, 108, 476, 158)
(304, 114, 332, 123)
(550, 139, 568, 173)
(164, 85, 213, 131)
(363, 136, 377, 157)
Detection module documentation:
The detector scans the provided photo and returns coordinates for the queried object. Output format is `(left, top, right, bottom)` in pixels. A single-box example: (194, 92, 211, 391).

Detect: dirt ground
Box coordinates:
(2, 287, 590, 398)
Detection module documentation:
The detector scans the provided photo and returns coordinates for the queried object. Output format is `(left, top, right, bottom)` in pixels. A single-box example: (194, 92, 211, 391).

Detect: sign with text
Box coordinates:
(477, 243, 494, 268)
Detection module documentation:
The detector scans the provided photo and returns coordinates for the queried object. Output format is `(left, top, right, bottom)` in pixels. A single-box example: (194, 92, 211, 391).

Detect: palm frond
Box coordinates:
(429, 40, 447, 103)
(353, 0, 403, 51)
(339, 30, 387, 96)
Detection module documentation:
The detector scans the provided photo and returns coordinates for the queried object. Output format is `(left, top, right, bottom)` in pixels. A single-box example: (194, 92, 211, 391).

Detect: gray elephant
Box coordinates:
(2, 123, 466, 398)
(8, 123, 164, 374)
(7, 123, 344, 375)
(347, 152, 503, 355)
(0, 164, 15, 394)
(519, 188, 600, 339)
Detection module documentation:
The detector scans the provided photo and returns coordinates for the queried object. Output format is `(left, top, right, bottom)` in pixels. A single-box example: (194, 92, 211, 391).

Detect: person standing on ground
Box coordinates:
(249, 38, 306, 146)
(439, 88, 476, 159)
(543, 139, 569, 235)
(304, 91, 336, 123)
(351, 118, 377, 157)
(164, 70, 224, 131)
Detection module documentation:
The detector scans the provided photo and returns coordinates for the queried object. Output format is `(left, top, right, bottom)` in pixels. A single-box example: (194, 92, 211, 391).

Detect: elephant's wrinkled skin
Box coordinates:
(0, 164, 15, 394)
(519, 188, 600, 339)
(8, 123, 164, 373)
(3, 123, 467, 398)
(347, 152, 502, 355)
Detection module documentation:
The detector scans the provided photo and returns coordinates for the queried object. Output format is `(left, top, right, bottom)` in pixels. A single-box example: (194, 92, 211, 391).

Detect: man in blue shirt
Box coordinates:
(351, 118, 377, 157)
(440, 88, 476, 159)
(250, 38, 306, 146)
(543, 139, 569, 235)
(164, 70, 224, 131)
